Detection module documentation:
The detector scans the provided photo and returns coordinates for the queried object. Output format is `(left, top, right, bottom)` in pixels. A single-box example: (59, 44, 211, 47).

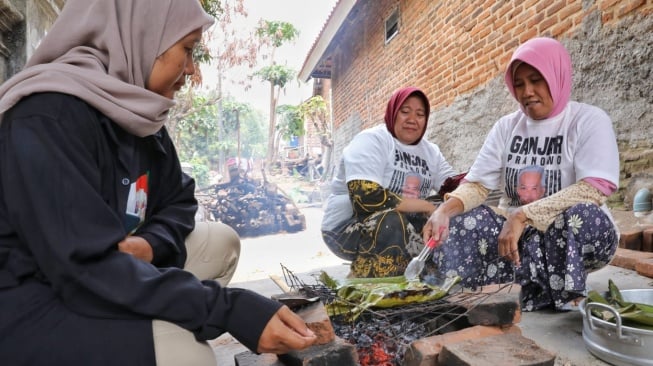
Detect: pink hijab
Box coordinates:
(504, 37, 572, 119)
(384, 86, 430, 144)
(0, 0, 214, 137)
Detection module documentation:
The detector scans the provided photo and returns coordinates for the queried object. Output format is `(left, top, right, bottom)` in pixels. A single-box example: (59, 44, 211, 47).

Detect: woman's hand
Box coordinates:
(257, 306, 317, 354)
(423, 197, 464, 243)
(423, 209, 450, 244)
(498, 209, 528, 266)
(118, 236, 154, 263)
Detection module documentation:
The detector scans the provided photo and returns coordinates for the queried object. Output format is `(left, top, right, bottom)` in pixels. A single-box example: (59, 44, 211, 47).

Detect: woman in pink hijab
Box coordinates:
(321, 86, 459, 278)
(0, 1, 315, 365)
(424, 37, 620, 311)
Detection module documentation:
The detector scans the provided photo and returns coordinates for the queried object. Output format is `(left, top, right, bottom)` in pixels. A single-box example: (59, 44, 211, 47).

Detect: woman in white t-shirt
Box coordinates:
(321, 86, 459, 278)
(423, 37, 620, 311)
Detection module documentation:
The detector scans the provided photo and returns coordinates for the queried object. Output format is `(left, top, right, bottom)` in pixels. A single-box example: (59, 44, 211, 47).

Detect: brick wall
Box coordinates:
(331, 0, 650, 128)
(327, 0, 652, 206)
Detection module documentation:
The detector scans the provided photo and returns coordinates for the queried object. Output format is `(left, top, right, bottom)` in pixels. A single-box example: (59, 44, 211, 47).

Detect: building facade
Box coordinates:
(301, 0, 653, 206)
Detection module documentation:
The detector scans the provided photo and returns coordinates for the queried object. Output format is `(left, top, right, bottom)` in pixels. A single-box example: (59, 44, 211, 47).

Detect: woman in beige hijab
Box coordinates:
(0, 1, 315, 365)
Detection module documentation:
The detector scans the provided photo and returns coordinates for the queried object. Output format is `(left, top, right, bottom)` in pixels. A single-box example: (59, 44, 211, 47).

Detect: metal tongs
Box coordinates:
(404, 227, 445, 283)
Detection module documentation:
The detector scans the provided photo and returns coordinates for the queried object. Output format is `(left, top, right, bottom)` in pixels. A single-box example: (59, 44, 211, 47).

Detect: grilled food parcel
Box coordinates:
(319, 271, 461, 320)
(587, 279, 653, 330)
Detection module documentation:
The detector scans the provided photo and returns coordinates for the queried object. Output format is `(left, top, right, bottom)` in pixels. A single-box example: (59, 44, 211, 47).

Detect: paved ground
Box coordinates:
(213, 206, 653, 365)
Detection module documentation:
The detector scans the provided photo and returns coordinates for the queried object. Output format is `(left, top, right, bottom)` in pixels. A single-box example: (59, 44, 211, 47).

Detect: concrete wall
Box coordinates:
(326, 0, 652, 207)
(0, 0, 64, 82)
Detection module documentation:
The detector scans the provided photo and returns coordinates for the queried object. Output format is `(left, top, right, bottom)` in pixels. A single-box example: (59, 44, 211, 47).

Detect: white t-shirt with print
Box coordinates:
(322, 124, 455, 230)
(465, 101, 619, 210)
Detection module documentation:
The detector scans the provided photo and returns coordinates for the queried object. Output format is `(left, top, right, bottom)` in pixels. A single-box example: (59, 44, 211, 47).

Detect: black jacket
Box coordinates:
(0, 93, 281, 365)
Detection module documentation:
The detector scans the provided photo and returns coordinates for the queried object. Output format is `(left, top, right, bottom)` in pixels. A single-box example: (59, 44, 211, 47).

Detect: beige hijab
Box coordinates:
(0, 0, 214, 137)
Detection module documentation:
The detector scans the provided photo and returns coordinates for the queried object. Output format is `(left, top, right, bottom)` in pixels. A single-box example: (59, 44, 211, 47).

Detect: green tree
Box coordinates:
(170, 89, 265, 188)
(222, 99, 265, 163)
(298, 95, 333, 180)
(276, 104, 304, 155)
(168, 0, 264, 180)
(254, 20, 300, 168)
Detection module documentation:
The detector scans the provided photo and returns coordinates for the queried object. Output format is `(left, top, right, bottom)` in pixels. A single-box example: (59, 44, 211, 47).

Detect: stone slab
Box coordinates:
(403, 325, 521, 366)
(438, 332, 555, 366)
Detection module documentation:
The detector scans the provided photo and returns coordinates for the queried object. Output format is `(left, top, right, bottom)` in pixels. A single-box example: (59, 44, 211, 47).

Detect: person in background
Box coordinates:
(517, 165, 546, 205)
(321, 86, 459, 278)
(423, 37, 620, 311)
(0, 1, 315, 365)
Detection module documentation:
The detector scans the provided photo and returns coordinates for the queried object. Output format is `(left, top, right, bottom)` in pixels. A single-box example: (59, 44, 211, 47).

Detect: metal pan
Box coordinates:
(579, 289, 653, 366)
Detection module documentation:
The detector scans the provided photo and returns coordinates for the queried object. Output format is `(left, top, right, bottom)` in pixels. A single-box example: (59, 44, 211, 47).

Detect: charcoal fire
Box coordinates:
(280, 265, 498, 366)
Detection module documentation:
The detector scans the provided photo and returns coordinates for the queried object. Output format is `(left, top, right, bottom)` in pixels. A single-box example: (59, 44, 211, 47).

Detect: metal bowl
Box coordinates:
(579, 289, 653, 366)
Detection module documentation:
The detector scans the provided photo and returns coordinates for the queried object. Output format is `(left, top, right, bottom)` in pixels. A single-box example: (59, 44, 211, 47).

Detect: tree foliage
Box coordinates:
(254, 20, 300, 166)
(276, 104, 304, 141)
(167, 0, 268, 185)
(298, 96, 331, 147)
(255, 64, 296, 88)
(256, 20, 301, 49)
(297, 95, 333, 181)
(222, 99, 266, 159)
(199, 0, 224, 18)
(169, 88, 265, 187)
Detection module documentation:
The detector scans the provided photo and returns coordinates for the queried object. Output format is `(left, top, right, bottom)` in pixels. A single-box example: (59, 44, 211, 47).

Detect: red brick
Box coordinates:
(617, 0, 645, 17)
(403, 325, 521, 366)
(295, 301, 335, 345)
(635, 258, 653, 278)
(642, 228, 653, 252)
(446, 283, 522, 326)
(609, 248, 653, 270)
(619, 229, 643, 250)
(599, 0, 622, 11)
(438, 333, 556, 366)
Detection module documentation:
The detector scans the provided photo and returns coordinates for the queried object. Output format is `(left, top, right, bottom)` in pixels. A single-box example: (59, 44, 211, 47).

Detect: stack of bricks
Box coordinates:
(403, 284, 555, 366)
(610, 210, 653, 278)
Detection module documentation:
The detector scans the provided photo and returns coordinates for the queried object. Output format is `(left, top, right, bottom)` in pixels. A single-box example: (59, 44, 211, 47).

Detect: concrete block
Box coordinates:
(402, 325, 521, 366)
(609, 248, 653, 270)
(234, 351, 283, 366)
(438, 332, 555, 366)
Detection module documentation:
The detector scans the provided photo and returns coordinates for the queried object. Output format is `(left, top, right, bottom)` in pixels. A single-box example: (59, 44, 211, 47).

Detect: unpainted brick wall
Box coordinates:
(327, 0, 652, 205)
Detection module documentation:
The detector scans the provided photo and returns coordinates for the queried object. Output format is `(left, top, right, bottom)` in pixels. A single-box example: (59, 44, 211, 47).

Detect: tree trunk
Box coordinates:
(266, 82, 276, 169)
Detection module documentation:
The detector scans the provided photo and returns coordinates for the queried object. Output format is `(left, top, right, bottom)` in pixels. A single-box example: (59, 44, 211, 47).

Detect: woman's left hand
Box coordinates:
(498, 209, 528, 266)
(118, 236, 154, 263)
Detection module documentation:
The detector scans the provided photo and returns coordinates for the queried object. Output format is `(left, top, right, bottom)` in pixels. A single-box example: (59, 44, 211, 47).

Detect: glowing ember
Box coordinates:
(358, 337, 394, 366)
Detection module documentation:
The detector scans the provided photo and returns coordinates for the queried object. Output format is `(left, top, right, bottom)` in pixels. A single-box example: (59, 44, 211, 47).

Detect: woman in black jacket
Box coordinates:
(0, 1, 315, 365)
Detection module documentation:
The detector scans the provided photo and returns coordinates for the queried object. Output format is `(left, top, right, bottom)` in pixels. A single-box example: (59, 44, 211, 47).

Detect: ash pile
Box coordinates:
(195, 170, 306, 238)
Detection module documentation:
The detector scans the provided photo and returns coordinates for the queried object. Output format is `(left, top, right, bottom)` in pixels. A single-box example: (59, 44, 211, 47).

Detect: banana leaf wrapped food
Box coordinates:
(587, 279, 653, 331)
(319, 272, 461, 320)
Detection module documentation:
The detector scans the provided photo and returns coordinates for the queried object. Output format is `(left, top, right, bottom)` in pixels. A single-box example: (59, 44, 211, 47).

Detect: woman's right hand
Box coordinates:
(257, 306, 317, 354)
(423, 197, 464, 243)
(497, 208, 527, 266)
(423, 209, 450, 244)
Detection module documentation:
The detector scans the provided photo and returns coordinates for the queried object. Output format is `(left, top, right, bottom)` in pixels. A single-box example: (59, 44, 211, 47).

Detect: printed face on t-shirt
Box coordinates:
(402, 174, 421, 198)
(517, 170, 545, 204)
